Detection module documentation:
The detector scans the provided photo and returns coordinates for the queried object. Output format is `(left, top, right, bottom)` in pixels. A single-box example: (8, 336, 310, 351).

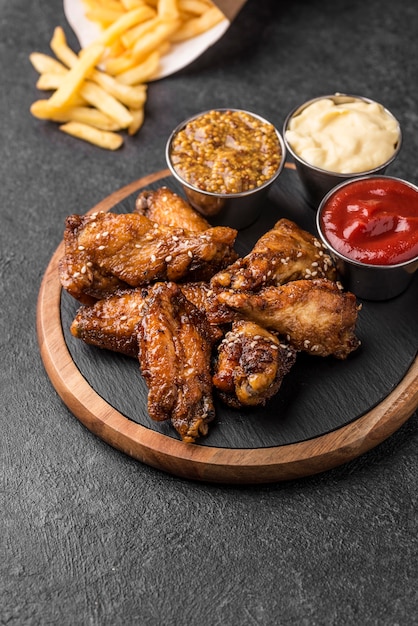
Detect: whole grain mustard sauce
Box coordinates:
(170, 110, 282, 194)
(285, 98, 400, 174)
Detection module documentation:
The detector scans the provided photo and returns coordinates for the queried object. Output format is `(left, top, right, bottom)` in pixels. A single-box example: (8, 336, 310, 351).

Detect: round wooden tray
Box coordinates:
(37, 168, 418, 484)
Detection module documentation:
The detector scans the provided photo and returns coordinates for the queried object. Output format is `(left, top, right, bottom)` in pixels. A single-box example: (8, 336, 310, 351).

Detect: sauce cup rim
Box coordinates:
(316, 174, 418, 270)
(165, 108, 286, 199)
(283, 93, 402, 176)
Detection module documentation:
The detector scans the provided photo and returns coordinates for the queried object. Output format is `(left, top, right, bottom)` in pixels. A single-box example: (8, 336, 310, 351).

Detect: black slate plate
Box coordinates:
(60, 167, 418, 449)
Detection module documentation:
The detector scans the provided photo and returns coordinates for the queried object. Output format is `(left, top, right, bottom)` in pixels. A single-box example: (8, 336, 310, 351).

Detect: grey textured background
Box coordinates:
(1, 0, 417, 624)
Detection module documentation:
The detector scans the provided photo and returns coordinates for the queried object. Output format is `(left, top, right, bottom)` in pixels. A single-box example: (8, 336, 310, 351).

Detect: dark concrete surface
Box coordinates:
(1, 0, 417, 624)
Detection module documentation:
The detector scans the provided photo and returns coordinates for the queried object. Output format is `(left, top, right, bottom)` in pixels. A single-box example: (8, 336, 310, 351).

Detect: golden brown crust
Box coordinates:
(70, 288, 148, 356)
(65, 197, 361, 442)
(213, 321, 297, 408)
(216, 279, 360, 359)
(59, 211, 238, 303)
(69, 281, 231, 355)
(135, 186, 211, 232)
(211, 218, 337, 291)
(137, 282, 215, 443)
(179, 282, 237, 329)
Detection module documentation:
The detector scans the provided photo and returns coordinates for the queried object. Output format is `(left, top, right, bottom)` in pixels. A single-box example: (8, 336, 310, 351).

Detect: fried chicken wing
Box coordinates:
(70, 288, 148, 356)
(59, 211, 238, 303)
(216, 279, 360, 359)
(213, 321, 297, 408)
(63, 188, 365, 444)
(138, 282, 215, 443)
(180, 282, 237, 327)
(135, 186, 211, 232)
(70, 282, 227, 352)
(211, 218, 337, 292)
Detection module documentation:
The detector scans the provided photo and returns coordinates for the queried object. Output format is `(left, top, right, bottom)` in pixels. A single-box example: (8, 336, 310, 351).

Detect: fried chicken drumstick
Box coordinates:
(211, 218, 337, 292)
(59, 211, 237, 304)
(213, 321, 297, 408)
(217, 278, 360, 359)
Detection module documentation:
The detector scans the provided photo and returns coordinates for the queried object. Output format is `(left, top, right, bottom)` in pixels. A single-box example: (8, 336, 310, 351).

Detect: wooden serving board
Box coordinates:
(37, 167, 418, 484)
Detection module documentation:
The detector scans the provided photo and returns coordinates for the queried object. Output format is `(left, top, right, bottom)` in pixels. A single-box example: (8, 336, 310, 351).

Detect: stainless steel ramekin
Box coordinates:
(166, 108, 286, 230)
(283, 93, 402, 208)
(316, 176, 418, 301)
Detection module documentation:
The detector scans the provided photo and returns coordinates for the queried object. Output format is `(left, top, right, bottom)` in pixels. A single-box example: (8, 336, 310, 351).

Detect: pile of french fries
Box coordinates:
(29, 0, 224, 150)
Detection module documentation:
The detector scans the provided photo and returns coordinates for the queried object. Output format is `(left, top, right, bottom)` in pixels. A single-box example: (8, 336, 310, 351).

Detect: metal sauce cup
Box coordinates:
(166, 109, 286, 230)
(283, 94, 402, 207)
(316, 176, 418, 301)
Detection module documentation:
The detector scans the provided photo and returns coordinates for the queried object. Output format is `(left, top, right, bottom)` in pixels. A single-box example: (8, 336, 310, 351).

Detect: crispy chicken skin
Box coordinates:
(216, 279, 360, 359)
(70, 282, 232, 352)
(211, 218, 337, 292)
(59, 211, 238, 303)
(180, 282, 237, 327)
(213, 321, 297, 408)
(137, 282, 215, 443)
(69, 281, 232, 357)
(64, 192, 362, 442)
(135, 187, 211, 232)
(70, 288, 147, 357)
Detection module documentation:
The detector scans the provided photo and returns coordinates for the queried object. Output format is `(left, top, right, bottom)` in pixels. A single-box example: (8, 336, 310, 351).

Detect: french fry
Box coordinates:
(91, 71, 147, 108)
(50, 27, 79, 68)
(103, 50, 136, 75)
(120, 0, 146, 9)
(31, 92, 88, 118)
(33, 71, 134, 130)
(106, 39, 126, 59)
(35, 60, 147, 110)
(83, 0, 123, 12)
(94, 6, 157, 47)
(29, 52, 67, 75)
(30, 99, 60, 119)
(71, 108, 122, 130)
(31, 99, 84, 119)
(69, 108, 121, 130)
(157, 0, 180, 19)
(131, 18, 180, 60)
(82, 0, 125, 15)
(116, 50, 160, 85)
(57, 107, 122, 130)
(59, 121, 124, 150)
(105, 0, 125, 9)
(119, 15, 160, 49)
(36, 72, 68, 91)
(85, 9, 126, 28)
(81, 0, 100, 10)
(170, 6, 223, 41)
(30, 0, 226, 149)
(179, 0, 212, 15)
(30, 103, 121, 130)
(128, 106, 145, 135)
(49, 27, 147, 108)
(80, 80, 134, 127)
(46, 43, 104, 110)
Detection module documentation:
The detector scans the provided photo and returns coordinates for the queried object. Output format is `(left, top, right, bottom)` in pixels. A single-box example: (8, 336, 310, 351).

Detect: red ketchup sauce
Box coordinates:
(320, 177, 418, 265)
